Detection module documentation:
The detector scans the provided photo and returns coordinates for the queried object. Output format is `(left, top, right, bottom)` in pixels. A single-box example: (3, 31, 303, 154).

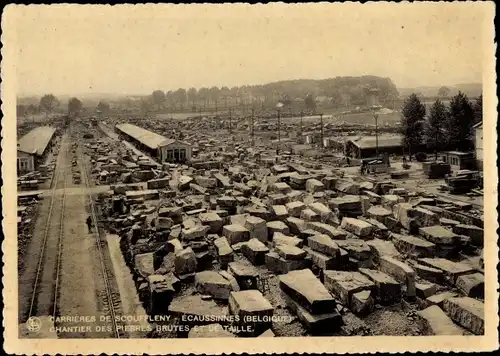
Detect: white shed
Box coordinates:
(158, 139, 192, 163)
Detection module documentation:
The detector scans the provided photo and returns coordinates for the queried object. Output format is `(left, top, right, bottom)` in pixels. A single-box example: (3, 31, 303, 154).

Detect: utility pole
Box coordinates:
(300, 110, 303, 135)
(277, 108, 281, 155)
(374, 113, 379, 157)
(229, 108, 232, 133)
(320, 113, 324, 149)
(251, 108, 255, 147)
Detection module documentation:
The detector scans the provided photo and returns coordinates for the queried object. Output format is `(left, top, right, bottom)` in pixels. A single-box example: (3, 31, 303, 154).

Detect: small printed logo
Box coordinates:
(26, 316, 42, 332)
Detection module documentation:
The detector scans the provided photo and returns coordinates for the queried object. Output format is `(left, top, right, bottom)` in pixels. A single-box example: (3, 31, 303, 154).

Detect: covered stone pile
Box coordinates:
(100, 159, 485, 337)
(82, 138, 166, 186)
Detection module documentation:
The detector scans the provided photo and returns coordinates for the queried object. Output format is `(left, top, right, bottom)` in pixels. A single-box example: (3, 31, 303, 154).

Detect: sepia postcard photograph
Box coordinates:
(1, 2, 498, 355)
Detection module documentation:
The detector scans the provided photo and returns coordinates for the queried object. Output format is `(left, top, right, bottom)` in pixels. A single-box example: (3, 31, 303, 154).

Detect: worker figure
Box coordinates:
(86, 215, 93, 233)
(403, 156, 407, 165)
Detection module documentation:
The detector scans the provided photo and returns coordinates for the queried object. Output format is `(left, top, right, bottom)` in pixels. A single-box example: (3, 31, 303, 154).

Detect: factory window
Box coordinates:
(166, 149, 174, 161)
(179, 149, 186, 161)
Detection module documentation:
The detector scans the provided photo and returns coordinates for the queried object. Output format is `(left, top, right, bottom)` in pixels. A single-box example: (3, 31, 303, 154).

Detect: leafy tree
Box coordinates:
(400, 94, 426, 160)
(68, 97, 83, 117)
(27, 104, 38, 115)
(304, 94, 316, 110)
(96, 101, 110, 113)
(198, 87, 209, 108)
(140, 97, 153, 116)
(425, 99, 447, 160)
(445, 91, 475, 151)
(166, 91, 175, 110)
(473, 94, 482, 125)
(39, 94, 60, 117)
(151, 90, 166, 111)
(209, 86, 220, 108)
(187, 87, 197, 109)
(437, 86, 451, 98)
(175, 88, 187, 110)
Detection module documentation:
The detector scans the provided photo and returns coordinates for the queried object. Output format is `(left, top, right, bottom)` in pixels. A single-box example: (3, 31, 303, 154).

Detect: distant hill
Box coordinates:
(398, 83, 482, 98)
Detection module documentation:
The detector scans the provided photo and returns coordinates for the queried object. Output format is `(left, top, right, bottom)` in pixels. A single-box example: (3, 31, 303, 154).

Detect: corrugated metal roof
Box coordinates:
(349, 135, 403, 149)
(115, 123, 168, 150)
(18, 126, 56, 156)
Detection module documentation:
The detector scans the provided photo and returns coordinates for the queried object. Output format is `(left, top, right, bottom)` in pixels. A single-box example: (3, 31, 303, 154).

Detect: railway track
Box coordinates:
(27, 138, 68, 322)
(77, 141, 124, 339)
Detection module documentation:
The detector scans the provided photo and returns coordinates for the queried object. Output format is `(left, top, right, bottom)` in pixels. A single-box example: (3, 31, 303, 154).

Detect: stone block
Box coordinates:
(168, 295, 228, 323)
(276, 244, 307, 260)
(266, 221, 290, 238)
(366, 205, 392, 223)
(416, 306, 465, 335)
(241, 238, 269, 265)
(229, 290, 273, 335)
(222, 224, 250, 245)
(392, 233, 436, 258)
(271, 205, 289, 220)
(351, 290, 374, 315)
(281, 292, 342, 334)
(195, 271, 233, 299)
(359, 268, 401, 305)
(419, 226, 459, 245)
(286, 201, 306, 218)
(379, 256, 416, 297)
(214, 237, 234, 267)
(452, 225, 484, 247)
(307, 222, 347, 239)
(265, 252, 311, 274)
(273, 232, 303, 247)
(308, 234, 340, 257)
(285, 217, 307, 235)
(199, 213, 224, 234)
(415, 282, 437, 299)
(412, 263, 445, 284)
(413, 207, 440, 227)
(300, 208, 321, 222)
(443, 297, 484, 335)
(306, 178, 325, 193)
(182, 225, 210, 241)
(308, 202, 332, 221)
(174, 247, 197, 277)
(418, 258, 475, 284)
(324, 270, 375, 308)
(456, 273, 484, 298)
(426, 291, 458, 308)
(336, 239, 372, 261)
(279, 268, 336, 314)
(340, 217, 374, 238)
(244, 216, 268, 243)
(303, 247, 339, 270)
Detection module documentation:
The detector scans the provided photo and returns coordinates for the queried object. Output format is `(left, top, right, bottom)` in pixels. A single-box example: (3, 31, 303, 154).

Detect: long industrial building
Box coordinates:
(17, 126, 56, 173)
(115, 123, 192, 163)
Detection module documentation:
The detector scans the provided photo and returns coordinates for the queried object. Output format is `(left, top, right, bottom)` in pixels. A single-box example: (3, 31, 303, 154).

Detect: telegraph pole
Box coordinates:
(320, 113, 324, 149)
(229, 108, 232, 133)
(251, 108, 255, 147)
(300, 110, 304, 135)
(277, 108, 281, 155)
(374, 113, 379, 157)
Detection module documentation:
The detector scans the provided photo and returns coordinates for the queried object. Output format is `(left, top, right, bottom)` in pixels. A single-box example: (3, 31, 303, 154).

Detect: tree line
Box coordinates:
(144, 76, 399, 112)
(400, 92, 482, 160)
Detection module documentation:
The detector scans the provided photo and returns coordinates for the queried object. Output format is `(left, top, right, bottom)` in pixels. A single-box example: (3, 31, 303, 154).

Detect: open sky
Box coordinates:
(9, 3, 491, 96)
